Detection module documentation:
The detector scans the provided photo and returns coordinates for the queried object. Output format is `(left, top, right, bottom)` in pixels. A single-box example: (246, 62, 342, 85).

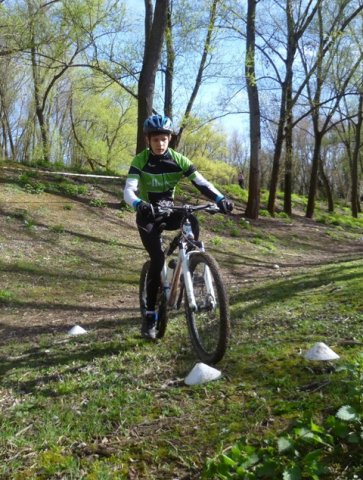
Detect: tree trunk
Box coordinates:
(283, 116, 293, 216)
(0, 84, 15, 159)
(319, 159, 334, 213)
(245, 0, 261, 219)
(164, 2, 174, 119)
(29, 3, 50, 164)
(137, 0, 169, 154)
(268, 0, 320, 215)
(267, 95, 286, 215)
(351, 93, 362, 218)
(306, 132, 322, 218)
(282, 0, 295, 216)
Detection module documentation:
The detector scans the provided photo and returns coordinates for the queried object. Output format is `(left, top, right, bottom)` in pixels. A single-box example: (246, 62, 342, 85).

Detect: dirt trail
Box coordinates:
(1, 165, 362, 344)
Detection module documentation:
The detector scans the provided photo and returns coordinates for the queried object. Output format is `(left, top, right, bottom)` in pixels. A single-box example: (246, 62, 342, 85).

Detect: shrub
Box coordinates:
(204, 355, 363, 479)
(90, 198, 106, 208)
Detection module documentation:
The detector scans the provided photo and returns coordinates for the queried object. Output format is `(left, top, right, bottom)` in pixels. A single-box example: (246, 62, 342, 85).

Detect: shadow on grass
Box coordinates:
(213, 242, 363, 271)
(0, 314, 143, 390)
(0, 176, 123, 210)
(0, 205, 142, 251)
(229, 260, 363, 319)
(0, 302, 139, 341)
(0, 259, 140, 283)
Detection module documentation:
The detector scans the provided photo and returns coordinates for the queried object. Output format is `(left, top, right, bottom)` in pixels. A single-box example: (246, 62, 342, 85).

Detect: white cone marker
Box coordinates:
(304, 342, 340, 361)
(68, 325, 87, 336)
(184, 362, 222, 385)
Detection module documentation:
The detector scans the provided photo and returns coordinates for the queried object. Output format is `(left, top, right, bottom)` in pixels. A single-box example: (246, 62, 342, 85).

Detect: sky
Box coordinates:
(123, 0, 250, 141)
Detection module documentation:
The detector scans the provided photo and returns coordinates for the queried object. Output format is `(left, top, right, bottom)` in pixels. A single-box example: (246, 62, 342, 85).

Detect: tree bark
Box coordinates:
(30, 40, 50, 163)
(319, 159, 334, 213)
(351, 93, 362, 218)
(245, 0, 261, 219)
(306, 132, 322, 218)
(136, 0, 169, 153)
(267, 92, 286, 215)
(164, 2, 174, 119)
(0, 83, 15, 159)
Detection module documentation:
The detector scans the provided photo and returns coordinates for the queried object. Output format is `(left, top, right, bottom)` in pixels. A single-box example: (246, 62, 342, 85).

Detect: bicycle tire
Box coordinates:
(139, 261, 168, 339)
(184, 252, 230, 364)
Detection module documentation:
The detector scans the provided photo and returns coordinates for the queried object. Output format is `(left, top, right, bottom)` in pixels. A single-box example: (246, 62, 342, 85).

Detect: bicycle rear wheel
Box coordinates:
(139, 261, 168, 339)
(184, 252, 230, 364)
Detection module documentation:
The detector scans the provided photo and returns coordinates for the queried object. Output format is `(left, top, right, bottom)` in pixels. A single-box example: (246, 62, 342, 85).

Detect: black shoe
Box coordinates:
(141, 312, 157, 340)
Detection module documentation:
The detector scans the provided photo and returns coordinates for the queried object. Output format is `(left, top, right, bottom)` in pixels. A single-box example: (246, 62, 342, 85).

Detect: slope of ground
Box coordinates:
(0, 163, 362, 479)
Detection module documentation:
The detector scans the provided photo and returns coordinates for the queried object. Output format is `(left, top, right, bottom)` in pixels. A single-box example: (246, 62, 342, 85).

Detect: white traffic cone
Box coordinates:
(68, 325, 87, 336)
(304, 342, 340, 361)
(184, 362, 222, 385)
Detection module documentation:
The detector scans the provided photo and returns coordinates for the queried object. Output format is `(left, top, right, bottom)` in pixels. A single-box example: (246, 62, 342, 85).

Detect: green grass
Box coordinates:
(1, 165, 362, 479)
(0, 260, 361, 479)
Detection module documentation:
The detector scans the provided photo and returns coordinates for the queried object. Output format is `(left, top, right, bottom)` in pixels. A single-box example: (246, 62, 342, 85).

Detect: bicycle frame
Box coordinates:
(158, 204, 218, 312)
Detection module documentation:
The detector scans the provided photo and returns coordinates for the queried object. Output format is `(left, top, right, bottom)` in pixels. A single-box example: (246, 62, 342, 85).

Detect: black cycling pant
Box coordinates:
(137, 212, 199, 311)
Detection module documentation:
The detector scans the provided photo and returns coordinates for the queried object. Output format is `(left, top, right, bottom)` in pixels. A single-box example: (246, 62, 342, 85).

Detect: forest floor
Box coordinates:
(0, 162, 362, 479)
(1, 163, 361, 338)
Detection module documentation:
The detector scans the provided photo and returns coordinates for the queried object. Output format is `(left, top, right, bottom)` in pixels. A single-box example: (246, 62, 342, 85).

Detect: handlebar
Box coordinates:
(154, 203, 219, 217)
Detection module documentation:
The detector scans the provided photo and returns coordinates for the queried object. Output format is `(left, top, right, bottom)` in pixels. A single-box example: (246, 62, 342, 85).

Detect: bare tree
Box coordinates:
(300, 2, 363, 218)
(171, 0, 220, 149)
(244, 0, 261, 219)
(164, 1, 174, 118)
(136, 0, 169, 153)
(351, 93, 363, 217)
(335, 92, 363, 217)
(266, 0, 320, 216)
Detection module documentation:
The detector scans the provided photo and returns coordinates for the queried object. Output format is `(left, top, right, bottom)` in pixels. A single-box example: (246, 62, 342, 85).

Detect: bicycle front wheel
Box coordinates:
(184, 252, 230, 364)
(139, 261, 168, 339)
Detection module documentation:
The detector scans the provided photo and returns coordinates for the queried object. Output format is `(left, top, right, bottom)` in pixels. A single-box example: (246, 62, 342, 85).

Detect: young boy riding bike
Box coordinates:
(124, 114, 233, 339)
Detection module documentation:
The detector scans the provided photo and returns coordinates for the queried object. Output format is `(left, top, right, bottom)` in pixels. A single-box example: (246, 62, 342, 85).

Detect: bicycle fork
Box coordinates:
(182, 251, 217, 312)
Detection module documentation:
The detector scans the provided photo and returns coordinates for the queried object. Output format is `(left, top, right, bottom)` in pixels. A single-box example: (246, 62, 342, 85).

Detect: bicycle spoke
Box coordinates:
(185, 252, 229, 364)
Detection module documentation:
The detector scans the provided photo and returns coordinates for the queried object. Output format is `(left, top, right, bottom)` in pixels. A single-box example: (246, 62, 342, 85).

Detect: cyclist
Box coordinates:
(124, 114, 233, 339)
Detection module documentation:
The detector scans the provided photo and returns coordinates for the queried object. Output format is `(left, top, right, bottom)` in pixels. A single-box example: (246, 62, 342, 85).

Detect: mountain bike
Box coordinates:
(139, 203, 230, 364)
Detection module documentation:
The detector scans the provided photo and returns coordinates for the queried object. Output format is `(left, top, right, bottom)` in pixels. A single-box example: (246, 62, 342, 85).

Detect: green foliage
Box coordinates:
(18, 173, 47, 194)
(204, 356, 363, 479)
(292, 194, 308, 208)
(261, 189, 271, 205)
(259, 208, 270, 217)
(89, 198, 107, 208)
(0, 290, 14, 304)
(70, 73, 137, 171)
(223, 184, 249, 203)
(177, 118, 236, 185)
(276, 211, 290, 219)
(37, 447, 79, 477)
(211, 236, 223, 246)
(193, 155, 236, 185)
(17, 173, 89, 197)
(57, 181, 88, 196)
(251, 231, 277, 251)
(316, 213, 363, 230)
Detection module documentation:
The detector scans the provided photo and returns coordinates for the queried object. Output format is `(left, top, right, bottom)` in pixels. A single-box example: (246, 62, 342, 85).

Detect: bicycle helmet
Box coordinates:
(143, 114, 173, 135)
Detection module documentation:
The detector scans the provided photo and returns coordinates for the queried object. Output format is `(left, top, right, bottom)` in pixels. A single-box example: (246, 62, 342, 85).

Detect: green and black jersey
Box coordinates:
(124, 148, 223, 208)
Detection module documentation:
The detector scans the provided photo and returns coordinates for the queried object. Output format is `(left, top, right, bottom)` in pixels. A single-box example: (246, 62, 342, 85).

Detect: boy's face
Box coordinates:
(148, 133, 171, 155)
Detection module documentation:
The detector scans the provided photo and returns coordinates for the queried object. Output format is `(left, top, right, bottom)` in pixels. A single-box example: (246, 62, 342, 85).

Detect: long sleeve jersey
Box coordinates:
(124, 147, 224, 208)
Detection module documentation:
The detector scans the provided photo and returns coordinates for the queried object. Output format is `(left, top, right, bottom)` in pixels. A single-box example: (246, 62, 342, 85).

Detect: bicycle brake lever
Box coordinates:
(207, 205, 219, 214)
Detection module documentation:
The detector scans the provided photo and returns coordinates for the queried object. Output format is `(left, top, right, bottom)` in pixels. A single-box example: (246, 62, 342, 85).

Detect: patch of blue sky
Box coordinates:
(122, 0, 250, 139)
